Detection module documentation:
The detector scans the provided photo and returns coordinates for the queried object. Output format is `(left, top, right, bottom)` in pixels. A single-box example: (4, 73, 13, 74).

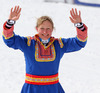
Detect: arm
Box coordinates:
(3, 5, 21, 39)
(61, 25, 87, 53)
(69, 8, 87, 42)
(2, 21, 28, 52)
(2, 6, 28, 51)
(61, 8, 88, 53)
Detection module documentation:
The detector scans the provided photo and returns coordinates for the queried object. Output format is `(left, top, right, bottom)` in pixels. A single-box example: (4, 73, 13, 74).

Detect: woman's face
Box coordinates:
(36, 20, 53, 40)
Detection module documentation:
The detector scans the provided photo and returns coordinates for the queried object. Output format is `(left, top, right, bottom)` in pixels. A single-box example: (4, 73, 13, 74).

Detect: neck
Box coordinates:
(39, 38, 50, 45)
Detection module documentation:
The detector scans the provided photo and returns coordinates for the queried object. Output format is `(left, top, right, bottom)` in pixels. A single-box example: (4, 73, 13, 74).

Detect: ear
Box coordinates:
(36, 27, 38, 31)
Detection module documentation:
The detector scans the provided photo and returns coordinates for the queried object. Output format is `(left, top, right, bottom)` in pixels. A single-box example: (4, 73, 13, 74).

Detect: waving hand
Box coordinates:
(9, 6, 21, 21)
(69, 8, 82, 24)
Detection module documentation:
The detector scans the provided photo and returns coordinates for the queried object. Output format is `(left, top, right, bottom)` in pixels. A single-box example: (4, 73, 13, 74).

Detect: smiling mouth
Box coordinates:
(42, 34, 49, 36)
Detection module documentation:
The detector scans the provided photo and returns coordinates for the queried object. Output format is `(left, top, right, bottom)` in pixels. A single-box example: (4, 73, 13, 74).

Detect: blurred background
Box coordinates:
(45, 0, 100, 7)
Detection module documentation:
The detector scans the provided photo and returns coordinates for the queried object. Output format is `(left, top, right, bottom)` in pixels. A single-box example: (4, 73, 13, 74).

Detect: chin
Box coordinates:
(42, 37, 49, 40)
(43, 36, 50, 40)
(41, 35, 50, 40)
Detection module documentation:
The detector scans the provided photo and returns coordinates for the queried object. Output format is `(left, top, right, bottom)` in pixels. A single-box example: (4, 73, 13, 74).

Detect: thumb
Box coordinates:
(17, 13, 21, 19)
(69, 17, 75, 23)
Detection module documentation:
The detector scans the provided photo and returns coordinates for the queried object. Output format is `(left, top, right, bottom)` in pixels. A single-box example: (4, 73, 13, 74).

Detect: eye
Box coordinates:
(47, 28, 51, 31)
(41, 28, 44, 31)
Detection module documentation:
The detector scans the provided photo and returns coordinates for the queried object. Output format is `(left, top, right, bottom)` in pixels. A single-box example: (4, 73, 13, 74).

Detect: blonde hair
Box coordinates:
(36, 16, 54, 29)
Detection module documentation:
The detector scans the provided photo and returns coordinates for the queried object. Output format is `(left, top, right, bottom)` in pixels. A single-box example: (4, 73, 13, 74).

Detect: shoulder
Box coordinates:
(26, 36, 36, 46)
(54, 37, 64, 48)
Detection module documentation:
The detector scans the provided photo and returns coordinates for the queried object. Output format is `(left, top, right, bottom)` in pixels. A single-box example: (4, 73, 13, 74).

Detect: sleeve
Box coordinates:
(60, 24, 88, 53)
(2, 22, 28, 52)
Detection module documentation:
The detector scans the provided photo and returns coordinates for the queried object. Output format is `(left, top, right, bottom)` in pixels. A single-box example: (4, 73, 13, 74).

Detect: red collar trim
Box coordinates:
(33, 34, 56, 49)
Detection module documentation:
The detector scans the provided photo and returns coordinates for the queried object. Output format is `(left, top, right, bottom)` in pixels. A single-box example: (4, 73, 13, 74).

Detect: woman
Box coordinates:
(3, 6, 87, 93)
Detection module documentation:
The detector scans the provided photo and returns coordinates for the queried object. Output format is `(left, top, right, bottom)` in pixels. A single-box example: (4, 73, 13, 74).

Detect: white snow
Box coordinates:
(0, 0, 100, 93)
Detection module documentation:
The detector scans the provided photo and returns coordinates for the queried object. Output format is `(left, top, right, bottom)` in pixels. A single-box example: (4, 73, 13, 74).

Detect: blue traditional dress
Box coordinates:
(2, 22, 88, 93)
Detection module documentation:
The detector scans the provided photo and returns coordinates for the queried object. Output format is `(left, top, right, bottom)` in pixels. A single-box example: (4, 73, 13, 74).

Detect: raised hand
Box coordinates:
(69, 8, 82, 24)
(9, 6, 21, 21)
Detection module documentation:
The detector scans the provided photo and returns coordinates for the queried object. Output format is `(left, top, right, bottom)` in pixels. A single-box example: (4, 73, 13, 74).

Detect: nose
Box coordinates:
(44, 31, 46, 33)
(43, 29, 47, 33)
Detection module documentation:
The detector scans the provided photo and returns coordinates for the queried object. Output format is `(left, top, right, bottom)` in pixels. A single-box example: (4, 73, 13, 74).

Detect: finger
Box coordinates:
(16, 6, 20, 13)
(14, 6, 17, 12)
(70, 10, 74, 19)
(69, 17, 75, 23)
(79, 10, 81, 17)
(16, 6, 21, 13)
(17, 8, 21, 14)
(9, 8, 13, 20)
(17, 13, 21, 19)
(72, 8, 75, 16)
(75, 8, 78, 15)
(10, 8, 13, 13)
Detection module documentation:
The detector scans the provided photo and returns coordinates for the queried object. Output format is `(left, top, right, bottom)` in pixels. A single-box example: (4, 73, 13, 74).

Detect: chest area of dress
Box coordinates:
(26, 41, 60, 62)
(35, 42, 57, 62)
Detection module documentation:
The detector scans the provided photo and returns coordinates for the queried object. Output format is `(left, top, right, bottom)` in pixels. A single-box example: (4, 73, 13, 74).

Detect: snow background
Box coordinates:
(0, 0, 100, 93)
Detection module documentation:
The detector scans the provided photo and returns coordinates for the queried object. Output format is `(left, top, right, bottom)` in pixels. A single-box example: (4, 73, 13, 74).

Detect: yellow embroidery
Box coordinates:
(2, 32, 14, 39)
(27, 36, 31, 46)
(77, 36, 88, 42)
(35, 42, 56, 62)
(25, 76, 59, 83)
(58, 37, 64, 48)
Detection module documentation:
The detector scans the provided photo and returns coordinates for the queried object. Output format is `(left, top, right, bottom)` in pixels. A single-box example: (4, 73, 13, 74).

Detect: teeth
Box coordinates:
(42, 34, 49, 36)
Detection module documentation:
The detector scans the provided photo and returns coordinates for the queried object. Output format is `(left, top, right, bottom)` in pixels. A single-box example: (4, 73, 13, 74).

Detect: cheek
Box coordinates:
(49, 31, 53, 35)
(37, 29, 42, 34)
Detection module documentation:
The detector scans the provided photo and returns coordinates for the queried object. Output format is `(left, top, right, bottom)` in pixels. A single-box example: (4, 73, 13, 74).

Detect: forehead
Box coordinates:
(39, 20, 52, 27)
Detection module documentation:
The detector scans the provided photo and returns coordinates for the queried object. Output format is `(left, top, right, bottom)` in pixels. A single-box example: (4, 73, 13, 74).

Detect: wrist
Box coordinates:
(7, 19, 16, 25)
(5, 19, 16, 29)
(74, 22, 85, 31)
(3, 21, 14, 39)
(74, 22, 83, 27)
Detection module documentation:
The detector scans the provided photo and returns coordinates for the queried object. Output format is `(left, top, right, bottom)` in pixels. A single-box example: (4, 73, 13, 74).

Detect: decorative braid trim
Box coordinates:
(2, 32, 14, 39)
(35, 42, 56, 62)
(77, 36, 88, 42)
(58, 37, 64, 48)
(27, 36, 32, 46)
(25, 73, 59, 85)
